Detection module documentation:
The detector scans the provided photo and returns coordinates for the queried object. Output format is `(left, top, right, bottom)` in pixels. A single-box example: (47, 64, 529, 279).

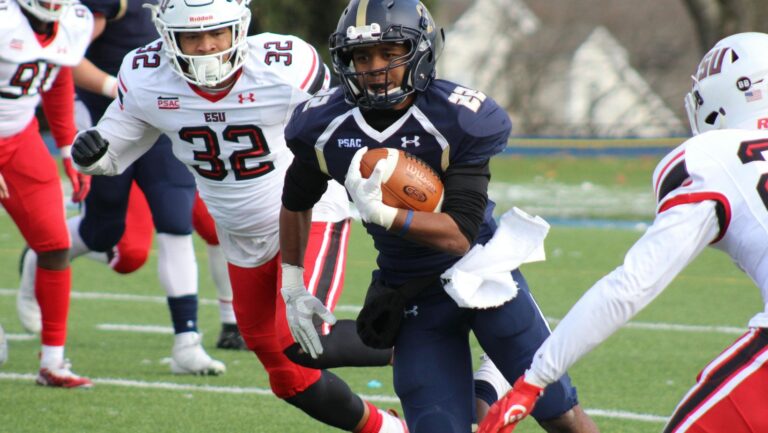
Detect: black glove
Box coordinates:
(356, 281, 406, 349)
(72, 130, 109, 167)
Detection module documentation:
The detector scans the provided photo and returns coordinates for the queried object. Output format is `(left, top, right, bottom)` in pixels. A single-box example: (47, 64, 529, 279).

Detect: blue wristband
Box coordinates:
(398, 210, 414, 236)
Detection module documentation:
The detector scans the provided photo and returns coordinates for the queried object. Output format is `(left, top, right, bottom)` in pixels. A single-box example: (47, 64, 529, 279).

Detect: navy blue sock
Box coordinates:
(167, 295, 198, 334)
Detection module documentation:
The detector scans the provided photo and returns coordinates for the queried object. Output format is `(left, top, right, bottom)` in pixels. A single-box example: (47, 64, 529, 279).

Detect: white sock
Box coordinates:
(378, 409, 408, 433)
(474, 353, 512, 398)
(156, 233, 198, 297)
(67, 215, 92, 259)
(40, 345, 64, 369)
(205, 245, 236, 323)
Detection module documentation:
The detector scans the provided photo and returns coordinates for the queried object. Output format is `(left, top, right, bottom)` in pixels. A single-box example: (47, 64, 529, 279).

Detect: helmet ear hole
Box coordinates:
(704, 112, 719, 125)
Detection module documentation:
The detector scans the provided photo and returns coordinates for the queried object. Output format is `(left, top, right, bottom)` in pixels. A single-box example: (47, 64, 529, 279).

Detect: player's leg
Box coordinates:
(226, 247, 404, 432)
(107, 182, 154, 273)
(392, 285, 475, 433)
(283, 219, 392, 369)
(0, 323, 8, 366)
(136, 138, 224, 375)
(2, 121, 91, 388)
(473, 270, 599, 433)
(191, 192, 245, 350)
(17, 170, 138, 333)
(473, 353, 512, 421)
(663, 328, 768, 433)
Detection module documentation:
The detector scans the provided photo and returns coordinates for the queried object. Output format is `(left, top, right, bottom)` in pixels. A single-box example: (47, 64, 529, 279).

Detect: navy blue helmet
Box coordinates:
(330, 0, 444, 109)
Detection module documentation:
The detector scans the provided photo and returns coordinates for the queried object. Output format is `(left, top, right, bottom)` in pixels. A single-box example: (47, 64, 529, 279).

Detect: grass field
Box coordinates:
(0, 155, 760, 433)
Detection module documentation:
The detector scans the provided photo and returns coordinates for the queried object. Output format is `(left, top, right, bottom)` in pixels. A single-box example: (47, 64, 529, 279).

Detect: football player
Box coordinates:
(70, 0, 410, 431)
(16, 0, 228, 375)
(1, 0, 93, 388)
(478, 32, 768, 433)
(278, 1, 600, 432)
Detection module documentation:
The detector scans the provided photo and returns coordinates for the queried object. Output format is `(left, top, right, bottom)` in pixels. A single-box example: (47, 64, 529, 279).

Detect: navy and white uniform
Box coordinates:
(76, 0, 195, 251)
(286, 81, 580, 431)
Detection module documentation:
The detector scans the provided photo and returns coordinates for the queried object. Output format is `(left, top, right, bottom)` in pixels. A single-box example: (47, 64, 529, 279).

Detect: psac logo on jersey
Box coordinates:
(157, 96, 180, 110)
(337, 138, 362, 148)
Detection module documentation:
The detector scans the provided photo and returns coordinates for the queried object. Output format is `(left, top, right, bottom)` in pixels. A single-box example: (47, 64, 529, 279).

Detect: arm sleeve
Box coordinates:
(525, 200, 720, 388)
(282, 158, 331, 211)
(442, 160, 490, 243)
(40, 67, 76, 149)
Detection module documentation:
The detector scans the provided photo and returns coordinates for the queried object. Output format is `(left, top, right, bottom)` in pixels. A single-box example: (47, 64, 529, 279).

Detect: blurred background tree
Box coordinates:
(683, 0, 768, 54)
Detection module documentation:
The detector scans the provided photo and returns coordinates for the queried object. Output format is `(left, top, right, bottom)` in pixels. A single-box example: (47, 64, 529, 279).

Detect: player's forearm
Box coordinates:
(279, 206, 312, 266)
(526, 201, 720, 387)
(391, 210, 470, 255)
(73, 59, 117, 98)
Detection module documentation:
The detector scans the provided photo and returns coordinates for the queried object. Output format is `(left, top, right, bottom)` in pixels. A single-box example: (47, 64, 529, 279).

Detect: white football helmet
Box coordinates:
(148, 0, 251, 88)
(685, 32, 768, 135)
(17, 0, 76, 22)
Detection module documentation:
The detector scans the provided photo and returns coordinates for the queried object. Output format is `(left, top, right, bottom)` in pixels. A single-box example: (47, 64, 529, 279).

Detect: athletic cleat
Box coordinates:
(17, 247, 42, 334)
(216, 323, 247, 350)
(171, 332, 226, 375)
(0, 324, 7, 366)
(36, 360, 93, 389)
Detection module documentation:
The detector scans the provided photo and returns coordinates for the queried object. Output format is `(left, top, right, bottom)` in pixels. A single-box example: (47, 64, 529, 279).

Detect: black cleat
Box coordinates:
(216, 323, 247, 350)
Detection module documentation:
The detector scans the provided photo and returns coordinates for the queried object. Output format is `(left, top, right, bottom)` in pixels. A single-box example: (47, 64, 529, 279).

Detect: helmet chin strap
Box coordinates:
(190, 56, 232, 87)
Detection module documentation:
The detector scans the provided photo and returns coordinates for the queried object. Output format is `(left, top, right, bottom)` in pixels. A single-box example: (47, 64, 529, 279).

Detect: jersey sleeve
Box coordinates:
(77, 52, 160, 175)
(526, 200, 720, 388)
(251, 33, 330, 96)
(653, 137, 732, 242)
(444, 85, 512, 165)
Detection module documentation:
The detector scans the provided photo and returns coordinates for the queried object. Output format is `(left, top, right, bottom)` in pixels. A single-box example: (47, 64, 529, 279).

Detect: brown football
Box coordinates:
(358, 148, 444, 212)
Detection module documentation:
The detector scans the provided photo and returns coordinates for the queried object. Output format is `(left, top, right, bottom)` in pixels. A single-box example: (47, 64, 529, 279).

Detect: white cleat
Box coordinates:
(170, 332, 226, 375)
(17, 248, 42, 334)
(0, 324, 7, 366)
(36, 360, 93, 389)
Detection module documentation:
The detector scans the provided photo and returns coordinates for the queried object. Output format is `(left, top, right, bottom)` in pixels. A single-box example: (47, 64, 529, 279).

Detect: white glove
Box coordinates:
(345, 147, 398, 229)
(280, 264, 337, 359)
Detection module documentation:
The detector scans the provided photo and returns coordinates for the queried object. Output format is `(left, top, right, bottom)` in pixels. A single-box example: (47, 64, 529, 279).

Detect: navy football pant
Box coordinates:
(79, 135, 196, 252)
(393, 269, 578, 433)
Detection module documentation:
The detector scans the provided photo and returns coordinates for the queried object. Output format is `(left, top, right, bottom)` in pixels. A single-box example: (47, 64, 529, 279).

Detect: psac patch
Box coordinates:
(157, 96, 180, 110)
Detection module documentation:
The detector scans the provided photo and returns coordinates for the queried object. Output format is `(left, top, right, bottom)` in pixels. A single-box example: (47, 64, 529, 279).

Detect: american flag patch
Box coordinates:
(746, 90, 763, 102)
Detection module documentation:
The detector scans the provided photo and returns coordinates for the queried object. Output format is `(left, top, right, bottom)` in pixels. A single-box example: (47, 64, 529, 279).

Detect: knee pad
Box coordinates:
(410, 408, 464, 433)
(254, 350, 320, 398)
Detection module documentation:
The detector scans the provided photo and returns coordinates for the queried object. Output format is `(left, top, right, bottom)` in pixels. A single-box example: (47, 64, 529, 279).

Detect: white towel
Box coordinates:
(442, 207, 550, 308)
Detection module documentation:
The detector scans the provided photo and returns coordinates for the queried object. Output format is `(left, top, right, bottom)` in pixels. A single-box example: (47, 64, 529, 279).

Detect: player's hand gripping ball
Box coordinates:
(358, 148, 444, 212)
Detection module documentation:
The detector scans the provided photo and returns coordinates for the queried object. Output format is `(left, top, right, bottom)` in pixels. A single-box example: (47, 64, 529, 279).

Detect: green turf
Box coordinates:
(0, 156, 758, 433)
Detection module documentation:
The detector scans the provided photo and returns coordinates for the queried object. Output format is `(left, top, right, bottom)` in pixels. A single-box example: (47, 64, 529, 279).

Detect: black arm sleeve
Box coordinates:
(441, 160, 491, 244)
(282, 158, 332, 212)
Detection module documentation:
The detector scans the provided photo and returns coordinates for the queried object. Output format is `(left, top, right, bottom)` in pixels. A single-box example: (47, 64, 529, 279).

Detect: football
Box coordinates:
(359, 148, 444, 212)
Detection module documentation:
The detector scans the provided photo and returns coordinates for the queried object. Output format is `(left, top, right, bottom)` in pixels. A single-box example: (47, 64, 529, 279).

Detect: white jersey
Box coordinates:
(0, 0, 92, 137)
(526, 129, 768, 388)
(78, 33, 349, 239)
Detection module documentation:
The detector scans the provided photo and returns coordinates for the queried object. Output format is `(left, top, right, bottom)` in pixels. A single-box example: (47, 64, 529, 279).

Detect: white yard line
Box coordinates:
(0, 288, 745, 335)
(0, 372, 665, 422)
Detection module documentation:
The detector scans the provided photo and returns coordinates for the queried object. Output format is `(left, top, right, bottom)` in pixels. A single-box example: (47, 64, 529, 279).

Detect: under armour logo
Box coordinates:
(57, 46, 68, 54)
(400, 136, 420, 148)
(238, 93, 255, 104)
(403, 305, 418, 318)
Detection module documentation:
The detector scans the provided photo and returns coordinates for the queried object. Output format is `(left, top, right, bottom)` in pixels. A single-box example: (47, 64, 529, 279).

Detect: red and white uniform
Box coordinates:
(78, 33, 350, 398)
(0, 1, 91, 351)
(524, 129, 768, 432)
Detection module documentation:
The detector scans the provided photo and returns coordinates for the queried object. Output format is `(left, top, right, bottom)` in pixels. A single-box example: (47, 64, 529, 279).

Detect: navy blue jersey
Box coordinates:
(286, 80, 511, 284)
(77, 0, 158, 119)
